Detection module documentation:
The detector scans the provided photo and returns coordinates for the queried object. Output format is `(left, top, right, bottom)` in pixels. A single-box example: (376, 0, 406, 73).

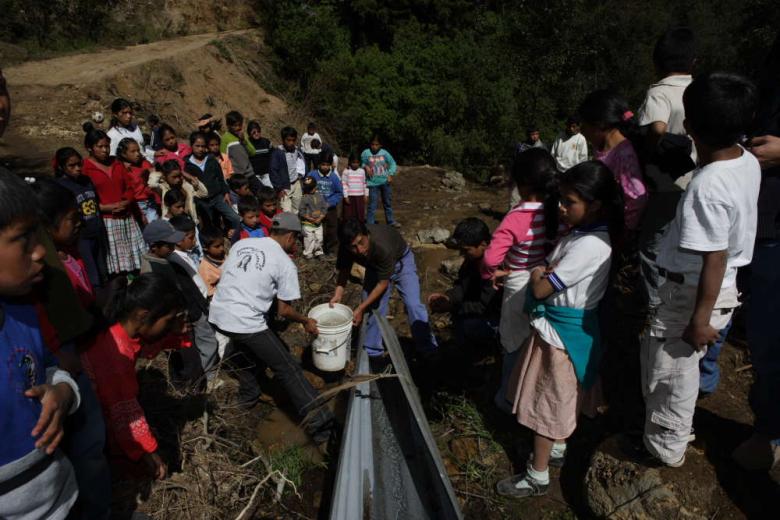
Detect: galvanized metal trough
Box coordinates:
(329, 314, 463, 520)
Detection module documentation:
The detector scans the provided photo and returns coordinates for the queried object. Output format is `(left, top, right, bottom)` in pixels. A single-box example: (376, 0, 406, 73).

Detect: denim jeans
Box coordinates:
(698, 321, 732, 395)
(747, 240, 780, 437)
(63, 371, 112, 520)
(367, 183, 395, 225)
(363, 249, 438, 356)
(222, 328, 335, 442)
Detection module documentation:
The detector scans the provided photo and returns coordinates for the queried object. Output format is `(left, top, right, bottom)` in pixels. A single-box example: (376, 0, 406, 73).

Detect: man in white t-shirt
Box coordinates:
(550, 116, 589, 172)
(642, 73, 760, 467)
(209, 212, 335, 444)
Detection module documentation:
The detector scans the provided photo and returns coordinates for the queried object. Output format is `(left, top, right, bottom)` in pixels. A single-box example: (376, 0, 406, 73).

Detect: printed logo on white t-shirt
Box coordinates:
(235, 248, 266, 272)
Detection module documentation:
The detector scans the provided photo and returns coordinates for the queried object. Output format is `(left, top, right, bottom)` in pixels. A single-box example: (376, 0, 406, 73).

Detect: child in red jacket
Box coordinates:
(82, 273, 189, 480)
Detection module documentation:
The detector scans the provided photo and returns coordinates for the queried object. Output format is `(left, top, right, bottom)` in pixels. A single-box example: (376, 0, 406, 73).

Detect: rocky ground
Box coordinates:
(1, 29, 776, 519)
(109, 166, 775, 519)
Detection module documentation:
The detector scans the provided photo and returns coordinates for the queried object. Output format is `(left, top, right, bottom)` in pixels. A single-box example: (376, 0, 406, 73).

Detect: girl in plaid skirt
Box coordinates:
(82, 123, 146, 275)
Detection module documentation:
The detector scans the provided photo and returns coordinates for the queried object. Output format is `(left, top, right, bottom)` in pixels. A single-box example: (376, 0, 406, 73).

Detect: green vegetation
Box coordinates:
(261, 0, 779, 174)
(267, 445, 325, 492)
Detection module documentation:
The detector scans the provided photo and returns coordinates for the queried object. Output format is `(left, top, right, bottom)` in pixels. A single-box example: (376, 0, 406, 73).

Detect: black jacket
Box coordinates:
(446, 259, 501, 320)
(184, 154, 228, 199)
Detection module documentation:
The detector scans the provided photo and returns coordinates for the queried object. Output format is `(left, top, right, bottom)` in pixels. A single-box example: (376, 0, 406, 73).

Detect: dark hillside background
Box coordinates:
(1, 0, 778, 175)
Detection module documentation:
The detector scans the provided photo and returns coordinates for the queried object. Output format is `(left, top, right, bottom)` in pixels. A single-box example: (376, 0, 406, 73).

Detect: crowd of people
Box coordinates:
(0, 24, 779, 519)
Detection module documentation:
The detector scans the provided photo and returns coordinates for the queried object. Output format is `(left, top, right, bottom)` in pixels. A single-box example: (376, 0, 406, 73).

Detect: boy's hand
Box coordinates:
(749, 135, 780, 169)
(682, 322, 720, 351)
(26, 382, 74, 454)
(343, 197, 351, 205)
(142, 451, 168, 480)
(181, 171, 197, 184)
(387, 175, 393, 184)
(304, 318, 319, 336)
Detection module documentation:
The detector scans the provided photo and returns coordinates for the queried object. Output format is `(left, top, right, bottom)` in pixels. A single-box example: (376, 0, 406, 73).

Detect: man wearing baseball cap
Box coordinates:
(210, 213, 335, 444)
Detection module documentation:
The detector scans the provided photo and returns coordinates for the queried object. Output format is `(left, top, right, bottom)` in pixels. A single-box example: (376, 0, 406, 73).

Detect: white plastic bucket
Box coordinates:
(308, 303, 353, 372)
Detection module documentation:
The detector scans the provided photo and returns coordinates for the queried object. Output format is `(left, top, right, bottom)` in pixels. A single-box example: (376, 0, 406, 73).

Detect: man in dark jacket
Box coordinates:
(185, 131, 240, 229)
(428, 218, 501, 346)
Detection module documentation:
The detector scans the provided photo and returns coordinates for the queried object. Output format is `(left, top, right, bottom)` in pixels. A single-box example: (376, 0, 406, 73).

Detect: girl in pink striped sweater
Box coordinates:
(482, 148, 562, 413)
(341, 152, 369, 223)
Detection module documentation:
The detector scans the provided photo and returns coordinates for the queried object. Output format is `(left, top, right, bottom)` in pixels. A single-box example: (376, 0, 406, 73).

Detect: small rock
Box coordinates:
(441, 170, 466, 191)
(440, 257, 464, 276)
(478, 203, 492, 212)
(585, 451, 705, 519)
(488, 175, 505, 186)
(309, 283, 322, 293)
(417, 227, 451, 244)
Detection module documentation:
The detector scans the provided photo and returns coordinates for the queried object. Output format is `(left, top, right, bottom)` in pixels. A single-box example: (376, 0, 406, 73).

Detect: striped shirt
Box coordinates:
(482, 202, 549, 277)
(341, 167, 369, 197)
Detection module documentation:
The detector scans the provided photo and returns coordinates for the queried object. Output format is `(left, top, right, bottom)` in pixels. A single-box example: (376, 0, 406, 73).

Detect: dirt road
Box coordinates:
(5, 29, 256, 87)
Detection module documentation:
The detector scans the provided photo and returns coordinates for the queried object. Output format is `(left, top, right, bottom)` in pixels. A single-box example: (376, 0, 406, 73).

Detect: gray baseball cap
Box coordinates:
(271, 212, 302, 233)
(142, 219, 185, 245)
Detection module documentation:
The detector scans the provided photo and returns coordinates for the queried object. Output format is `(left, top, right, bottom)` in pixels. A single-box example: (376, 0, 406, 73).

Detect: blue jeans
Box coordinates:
(363, 249, 438, 356)
(137, 199, 159, 224)
(453, 316, 499, 347)
(367, 183, 395, 225)
(64, 371, 112, 520)
(748, 240, 780, 437)
(698, 321, 733, 394)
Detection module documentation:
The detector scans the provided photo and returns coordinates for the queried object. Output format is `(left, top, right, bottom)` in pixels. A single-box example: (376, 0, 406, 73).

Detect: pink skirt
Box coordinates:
(508, 333, 602, 439)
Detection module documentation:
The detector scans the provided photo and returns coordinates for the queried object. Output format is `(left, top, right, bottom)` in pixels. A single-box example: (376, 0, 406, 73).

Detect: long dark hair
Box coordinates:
(109, 98, 133, 129)
(577, 89, 637, 136)
(82, 122, 109, 150)
(53, 147, 82, 177)
(558, 160, 624, 247)
(29, 178, 78, 231)
(511, 147, 559, 240)
(105, 273, 184, 325)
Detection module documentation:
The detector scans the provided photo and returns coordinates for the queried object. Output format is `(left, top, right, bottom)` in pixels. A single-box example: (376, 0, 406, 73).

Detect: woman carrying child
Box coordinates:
(54, 146, 108, 288)
(482, 148, 562, 413)
(82, 273, 189, 480)
(116, 137, 159, 224)
(82, 123, 146, 276)
(496, 161, 623, 498)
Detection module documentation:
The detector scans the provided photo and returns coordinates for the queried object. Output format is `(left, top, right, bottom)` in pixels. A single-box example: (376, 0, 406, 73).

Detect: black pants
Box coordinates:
(223, 328, 334, 442)
(324, 206, 339, 254)
(304, 153, 319, 173)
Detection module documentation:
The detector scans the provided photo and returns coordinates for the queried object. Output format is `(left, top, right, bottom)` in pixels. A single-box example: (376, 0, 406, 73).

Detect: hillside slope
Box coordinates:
(1, 29, 306, 171)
